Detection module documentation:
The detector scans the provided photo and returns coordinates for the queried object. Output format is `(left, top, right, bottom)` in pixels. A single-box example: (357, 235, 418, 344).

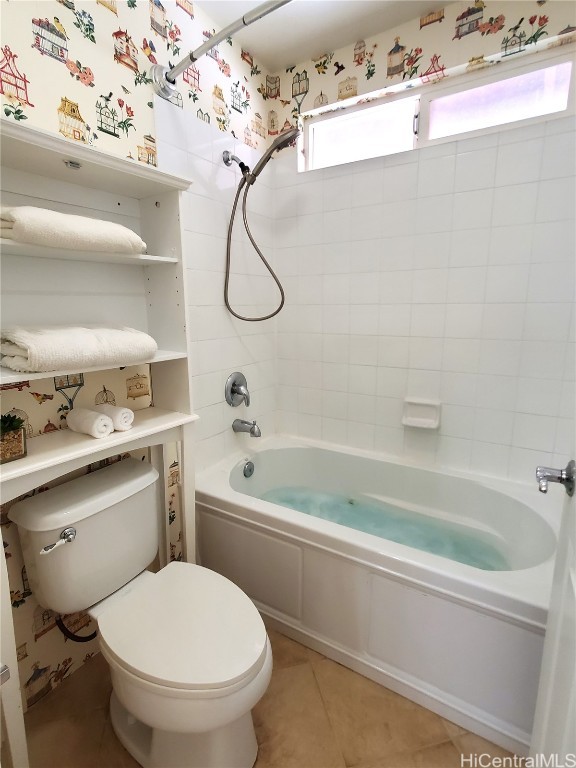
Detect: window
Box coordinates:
(307, 96, 418, 171)
(300, 46, 574, 173)
(427, 61, 572, 140)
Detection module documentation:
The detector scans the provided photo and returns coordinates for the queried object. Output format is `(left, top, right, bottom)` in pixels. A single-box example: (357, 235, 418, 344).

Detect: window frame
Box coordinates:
(299, 43, 576, 173)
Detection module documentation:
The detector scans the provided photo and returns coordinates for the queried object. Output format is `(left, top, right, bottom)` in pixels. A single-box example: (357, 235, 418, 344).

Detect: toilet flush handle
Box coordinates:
(39, 527, 76, 555)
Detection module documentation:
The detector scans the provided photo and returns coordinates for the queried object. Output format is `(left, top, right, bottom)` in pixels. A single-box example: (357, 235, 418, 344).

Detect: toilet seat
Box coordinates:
(97, 561, 268, 692)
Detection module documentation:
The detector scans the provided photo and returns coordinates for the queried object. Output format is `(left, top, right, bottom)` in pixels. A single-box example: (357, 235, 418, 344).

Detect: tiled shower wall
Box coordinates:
(156, 99, 278, 471)
(157, 102, 574, 483)
(271, 116, 575, 483)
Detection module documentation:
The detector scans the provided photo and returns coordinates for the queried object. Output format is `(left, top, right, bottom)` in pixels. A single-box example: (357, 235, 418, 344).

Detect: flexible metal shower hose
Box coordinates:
(224, 175, 285, 322)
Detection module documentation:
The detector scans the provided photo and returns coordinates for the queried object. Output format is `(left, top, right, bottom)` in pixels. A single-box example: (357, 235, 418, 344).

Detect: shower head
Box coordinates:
(247, 127, 299, 184)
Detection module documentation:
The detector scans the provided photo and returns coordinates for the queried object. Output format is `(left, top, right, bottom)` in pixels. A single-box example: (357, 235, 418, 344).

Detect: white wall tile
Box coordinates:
(440, 372, 477, 406)
(445, 304, 483, 338)
(516, 377, 562, 418)
(541, 130, 576, 180)
(479, 340, 521, 377)
(512, 413, 557, 452)
(446, 266, 486, 303)
(412, 269, 447, 304)
(528, 262, 575, 303)
(191, 113, 574, 483)
(416, 194, 453, 234)
(450, 228, 490, 267)
(485, 265, 529, 303)
(452, 189, 493, 230)
(418, 154, 456, 197)
(489, 224, 533, 265)
(454, 148, 497, 192)
(492, 183, 538, 226)
(382, 162, 418, 202)
(481, 304, 525, 340)
(495, 139, 544, 187)
(523, 303, 572, 341)
(410, 304, 446, 337)
(536, 176, 576, 222)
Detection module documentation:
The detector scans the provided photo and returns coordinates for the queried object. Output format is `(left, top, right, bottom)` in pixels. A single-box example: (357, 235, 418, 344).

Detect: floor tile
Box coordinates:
(453, 732, 514, 761)
(23, 633, 514, 768)
(266, 627, 324, 669)
(312, 657, 451, 766)
(253, 662, 346, 768)
(26, 709, 108, 768)
(373, 740, 465, 768)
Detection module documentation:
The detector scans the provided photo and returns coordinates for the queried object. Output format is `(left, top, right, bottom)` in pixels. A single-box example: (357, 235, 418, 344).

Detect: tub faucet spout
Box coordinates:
(233, 419, 261, 437)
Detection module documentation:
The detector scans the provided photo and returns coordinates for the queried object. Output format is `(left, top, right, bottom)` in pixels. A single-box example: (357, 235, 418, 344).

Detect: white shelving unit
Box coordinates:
(0, 119, 197, 768)
(0, 118, 197, 524)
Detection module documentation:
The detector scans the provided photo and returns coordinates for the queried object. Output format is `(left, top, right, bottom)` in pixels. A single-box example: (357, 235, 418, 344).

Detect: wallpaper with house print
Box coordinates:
(1, 1, 574, 166)
(273, 0, 575, 127)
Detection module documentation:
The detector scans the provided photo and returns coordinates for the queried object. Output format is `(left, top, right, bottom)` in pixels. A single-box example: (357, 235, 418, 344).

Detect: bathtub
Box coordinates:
(195, 436, 559, 754)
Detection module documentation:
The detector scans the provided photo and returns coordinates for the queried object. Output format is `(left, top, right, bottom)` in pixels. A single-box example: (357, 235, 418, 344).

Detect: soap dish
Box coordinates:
(402, 399, 441, 429)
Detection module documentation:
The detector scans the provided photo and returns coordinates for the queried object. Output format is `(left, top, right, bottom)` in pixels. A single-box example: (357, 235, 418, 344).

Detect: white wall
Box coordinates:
(156, 99, 574, 483)
(155, 99, 278, 470)
(272, 115, 575, 483)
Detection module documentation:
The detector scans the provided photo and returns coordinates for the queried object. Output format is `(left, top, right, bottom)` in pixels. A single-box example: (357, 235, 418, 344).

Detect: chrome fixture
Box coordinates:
(222, 151, 250, 176)
(224, 127, 300, 322)
(40, 526, 76, 555)
(151, 0, 292, 100)
(225, 372, 250, 407)
(243, 460, 255, 478)
(233, 419, 261, 437)
(536, 460, 575, 496)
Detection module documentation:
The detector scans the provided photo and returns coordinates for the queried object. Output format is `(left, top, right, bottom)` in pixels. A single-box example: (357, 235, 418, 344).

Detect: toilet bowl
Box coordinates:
(93, 561, 272, 768)
(8, 459, 272, 768)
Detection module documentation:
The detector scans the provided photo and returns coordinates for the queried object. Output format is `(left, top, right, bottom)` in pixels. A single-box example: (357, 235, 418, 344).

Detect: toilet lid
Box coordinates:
(97, 561, 268, 690)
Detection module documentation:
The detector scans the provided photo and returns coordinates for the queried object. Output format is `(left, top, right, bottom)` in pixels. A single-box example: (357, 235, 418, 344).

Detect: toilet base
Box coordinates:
(110, 692, 259, 768)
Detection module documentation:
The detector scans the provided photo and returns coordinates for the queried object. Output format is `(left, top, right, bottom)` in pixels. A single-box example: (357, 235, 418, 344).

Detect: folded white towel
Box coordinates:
(92, 403, 134, 431)
(0, 206, 146, 254)
(66, 408, 114, 439)
(0, 325, 158, 373)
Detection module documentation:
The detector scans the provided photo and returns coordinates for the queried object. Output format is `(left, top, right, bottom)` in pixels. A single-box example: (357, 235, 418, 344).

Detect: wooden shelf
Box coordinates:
(0, 350, 188, 386)
(0, 407, 198, 487)
(0, 120, 192, 198)
(0, 240, 179, 265)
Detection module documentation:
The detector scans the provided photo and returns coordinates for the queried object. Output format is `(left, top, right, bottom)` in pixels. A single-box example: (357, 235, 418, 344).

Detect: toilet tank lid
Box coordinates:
(8, 459, 158, 532)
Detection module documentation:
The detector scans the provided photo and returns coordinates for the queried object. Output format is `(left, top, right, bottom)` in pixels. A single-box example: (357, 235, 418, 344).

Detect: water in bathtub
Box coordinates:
(260, 487, 508, 571)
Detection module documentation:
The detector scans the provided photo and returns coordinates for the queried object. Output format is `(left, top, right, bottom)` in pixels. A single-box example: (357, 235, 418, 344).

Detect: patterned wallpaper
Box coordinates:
(1, 1, 574, 167)
(273, 0, 576, 128)
(0, 0, 276, 162)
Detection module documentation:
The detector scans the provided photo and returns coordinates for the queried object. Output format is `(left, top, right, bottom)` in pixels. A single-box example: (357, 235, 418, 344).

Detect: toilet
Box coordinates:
(8, 459, 272, 768)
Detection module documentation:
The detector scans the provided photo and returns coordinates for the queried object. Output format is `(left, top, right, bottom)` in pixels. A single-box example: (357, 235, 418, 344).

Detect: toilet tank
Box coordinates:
(8, 459, 159, 615)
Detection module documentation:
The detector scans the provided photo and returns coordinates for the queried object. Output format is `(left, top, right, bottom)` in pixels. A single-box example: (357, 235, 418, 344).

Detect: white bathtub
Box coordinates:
(195, 436, 559, 754)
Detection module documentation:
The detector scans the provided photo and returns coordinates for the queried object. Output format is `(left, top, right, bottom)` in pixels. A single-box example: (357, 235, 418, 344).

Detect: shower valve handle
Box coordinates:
(40, 527, 76, 555)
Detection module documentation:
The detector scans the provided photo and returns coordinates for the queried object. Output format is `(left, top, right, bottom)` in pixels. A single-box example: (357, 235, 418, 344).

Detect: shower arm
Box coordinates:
(151, 0, 293, 100)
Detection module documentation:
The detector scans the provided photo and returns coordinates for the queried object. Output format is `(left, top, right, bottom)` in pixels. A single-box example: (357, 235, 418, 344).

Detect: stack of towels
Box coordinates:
(67, 404, 135, 439)
(0, 326, 158, 373)
(1, 206, 147, 254)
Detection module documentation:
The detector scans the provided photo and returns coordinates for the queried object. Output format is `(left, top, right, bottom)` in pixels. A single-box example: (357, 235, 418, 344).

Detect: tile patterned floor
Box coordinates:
(24, 627, 515, 768)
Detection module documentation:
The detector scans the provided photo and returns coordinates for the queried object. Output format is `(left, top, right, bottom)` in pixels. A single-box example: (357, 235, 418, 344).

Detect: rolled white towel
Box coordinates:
(66, 408, 114, 439)
(92, 403, 134, 432)
(0, 206, 146, 254)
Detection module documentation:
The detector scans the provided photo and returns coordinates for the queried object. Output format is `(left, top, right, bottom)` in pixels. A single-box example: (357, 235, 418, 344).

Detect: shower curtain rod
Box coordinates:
(151, 0, 293, 100)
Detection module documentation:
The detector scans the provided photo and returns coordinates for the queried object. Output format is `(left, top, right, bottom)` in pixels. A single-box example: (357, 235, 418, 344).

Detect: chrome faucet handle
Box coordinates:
(225, 372, 250, 407)
(535, 460, 575, 497)
(233, 384, 250, 407)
